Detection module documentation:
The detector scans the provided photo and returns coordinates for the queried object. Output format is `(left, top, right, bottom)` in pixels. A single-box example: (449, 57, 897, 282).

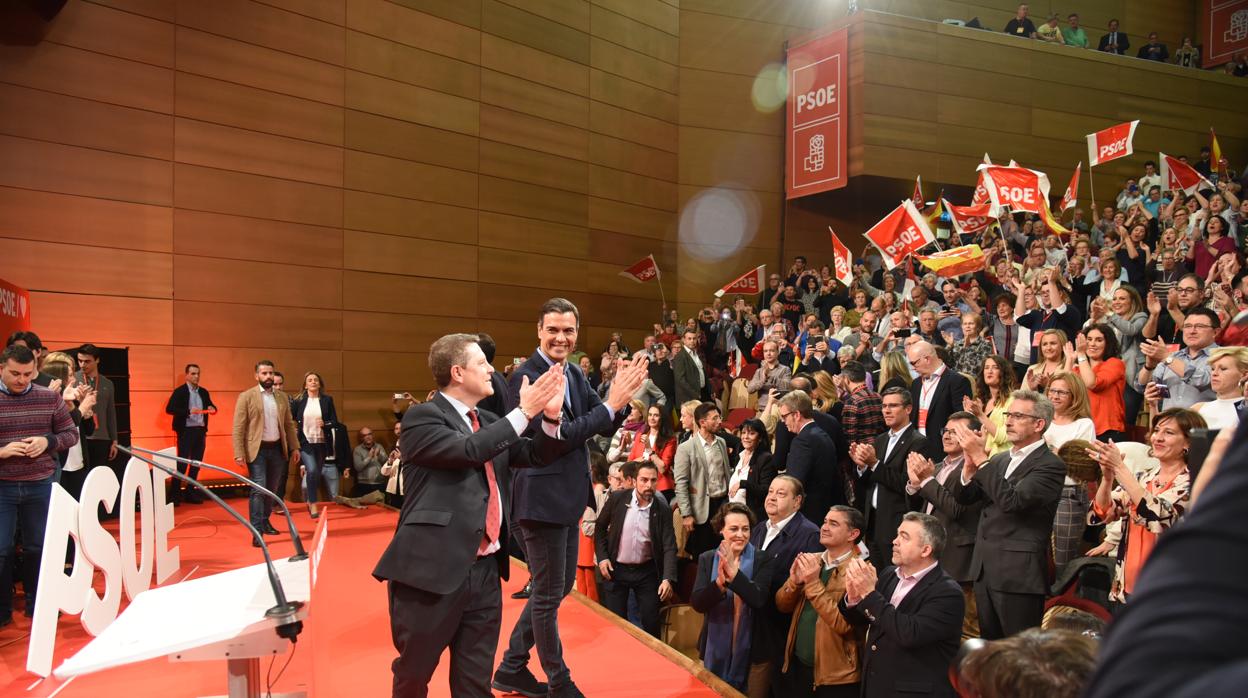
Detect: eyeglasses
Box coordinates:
(777, 410, 795, 421)
(1004, 411, 1040, 421)
(1046, 389, 1072, 398)
(1182, 324, 1213, 330)
(1176, 287, 1200, 293)
(881, 402, 906, 410)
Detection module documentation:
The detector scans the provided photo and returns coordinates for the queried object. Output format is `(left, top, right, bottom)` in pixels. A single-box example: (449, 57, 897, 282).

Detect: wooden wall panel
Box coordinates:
(342, 230, 478, 280)
(480, 69, 590, 129)
(344, 149, 477, 207)
(345, 29, 480, 99)
(0, 83, 172, 160)
(0, 187, 172, 252)
(175, 73, 345, 146)
(342, 271, 478, 314)
(1, 239, 171, 299)
(174, 163, 343, 228)
(175, 0, 346, 65)
(345, 0, 481, 64)
(176, 27, 344, 105)
(344, 70, 480, 136)
(173, 210, 344, 268)
(173, 300, 342, 350)
(30, 293, 173, 346)
(479, 105, 590, 160)
(45, 0, 175, 68)
(343, 190, 478, 243)
(0, 41, 173, 112)
(172, 256, 344, 308)
(0, 135, 172, 205)
(174, 118, 345, 187)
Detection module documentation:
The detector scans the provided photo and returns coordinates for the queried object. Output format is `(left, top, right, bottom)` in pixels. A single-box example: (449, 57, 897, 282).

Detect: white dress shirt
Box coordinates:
(761, 511, 798, 551)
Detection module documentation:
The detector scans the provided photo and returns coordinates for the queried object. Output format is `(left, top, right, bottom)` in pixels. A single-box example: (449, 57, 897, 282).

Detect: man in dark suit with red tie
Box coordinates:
(839, 512, 964, 698)
(372, 333, 568, 698)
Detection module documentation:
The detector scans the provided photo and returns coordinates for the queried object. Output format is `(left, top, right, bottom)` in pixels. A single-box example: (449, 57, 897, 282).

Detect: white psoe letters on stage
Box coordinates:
(27, 450, 182, 677)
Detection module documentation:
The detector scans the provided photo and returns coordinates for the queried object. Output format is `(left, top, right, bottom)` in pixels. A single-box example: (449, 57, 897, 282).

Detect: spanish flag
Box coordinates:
(1212, 128, 1226, 177)
(915, 244, 986, 278)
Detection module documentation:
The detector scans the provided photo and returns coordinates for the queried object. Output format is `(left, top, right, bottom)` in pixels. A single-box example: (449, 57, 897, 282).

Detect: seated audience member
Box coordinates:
(1173, 36, 1200, 67)
(1002, 3, 1037, 39)
(594, 462, 678, 637)
(955, 628, 1098, 698)
(1036, 13, 1064, 43)
(1191, 347, 1247, 429)
(1087, 408, 1203, 605)
(839, 512, 965, 698)
(849, 387, 929, 568)
(747, 339, 792, 412)
(775, 390, 846, 523)
(906, 411, 986, 640)
(728, 418, 776, 523)
(692, 502, 777, 692)
(775, 505, 866, 698)
(745, 475, 821, 698)
(1098, 19, 1129, 54)
(1136, 31, 1169, 61)
(1061, 13, 1088, 48)
(952, 389, 1065, 639)
(1042, 373, 1098, 567)
(1138, 308, 1220, 410)
(676, 402, 732, 561)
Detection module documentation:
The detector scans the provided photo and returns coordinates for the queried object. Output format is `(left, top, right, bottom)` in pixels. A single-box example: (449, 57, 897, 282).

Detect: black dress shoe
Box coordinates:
(511, 580, 532, 599)
(261, 523, 281, 535)
(492, 666, 547, 698)
(547, 680, 585, 698)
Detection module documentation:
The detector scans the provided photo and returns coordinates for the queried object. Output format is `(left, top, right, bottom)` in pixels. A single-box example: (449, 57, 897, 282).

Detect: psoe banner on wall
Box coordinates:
(0, 277, 31, 340)
(1203, 0, 1248, 66)
(787, 27, 849, 199)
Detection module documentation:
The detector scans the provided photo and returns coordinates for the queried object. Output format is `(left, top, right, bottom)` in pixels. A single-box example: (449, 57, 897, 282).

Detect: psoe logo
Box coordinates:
(804, 134, 825, 173)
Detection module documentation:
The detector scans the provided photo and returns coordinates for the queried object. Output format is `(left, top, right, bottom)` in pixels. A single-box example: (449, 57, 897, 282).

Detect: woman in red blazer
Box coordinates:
(628, 403, 678, 502)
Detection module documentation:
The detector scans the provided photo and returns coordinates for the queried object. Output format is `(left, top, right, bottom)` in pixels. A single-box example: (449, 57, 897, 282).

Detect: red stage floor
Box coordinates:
(0, 500, 723, 697)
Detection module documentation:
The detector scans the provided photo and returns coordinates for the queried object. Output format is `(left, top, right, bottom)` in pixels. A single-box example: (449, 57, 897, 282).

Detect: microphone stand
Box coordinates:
(129, 445, 308, 561)
(117, 446, 304, 642)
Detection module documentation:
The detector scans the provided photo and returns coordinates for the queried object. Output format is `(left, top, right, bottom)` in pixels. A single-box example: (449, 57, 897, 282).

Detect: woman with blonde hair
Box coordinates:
(811, 370, 839, 412)
(1044, 372, 1097, 567)
(1021, 329, 1068, 394)
(878, 351, 913, 393)
(1192, 347, 1248, 429)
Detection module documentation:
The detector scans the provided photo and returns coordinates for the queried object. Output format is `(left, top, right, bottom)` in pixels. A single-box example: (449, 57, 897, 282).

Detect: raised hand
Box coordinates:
(1146, 291, 1162, 316)
(962, 395, 984, 417)
(606, 357, 650, 412)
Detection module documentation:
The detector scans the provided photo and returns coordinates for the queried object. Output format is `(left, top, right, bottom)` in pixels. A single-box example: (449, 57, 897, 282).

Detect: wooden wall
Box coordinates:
(0, 0, 679, 471)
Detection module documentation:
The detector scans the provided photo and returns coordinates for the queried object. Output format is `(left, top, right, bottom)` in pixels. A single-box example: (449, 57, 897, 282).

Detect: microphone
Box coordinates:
(117, 446, 304, 642)
(129, 445, 307, 561)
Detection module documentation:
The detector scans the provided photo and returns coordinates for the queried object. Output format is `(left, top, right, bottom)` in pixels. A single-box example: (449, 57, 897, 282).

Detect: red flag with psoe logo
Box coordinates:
(863, 200, 935, 270)
(911, 175, 923, 207)
(715, 265, 766, 298)
(1086, 120, 1139, 166)
(619, 254, 660, 283)
(942, 200, 995, 236)
(1160, 152, 1212, 196)
(978, 165, 1052, 216)
(1058, 162, 1081, 213)
(829, 228, 853, 287)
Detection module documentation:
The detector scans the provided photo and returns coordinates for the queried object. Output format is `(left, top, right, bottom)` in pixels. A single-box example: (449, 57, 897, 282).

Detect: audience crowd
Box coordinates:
(1, 137, 1245, 695)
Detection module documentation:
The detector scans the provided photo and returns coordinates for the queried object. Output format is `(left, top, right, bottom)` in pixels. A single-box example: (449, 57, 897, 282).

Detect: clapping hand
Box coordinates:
(906, 452, 935, 488)
(517, 365, 566, 420)
(605, 357, 650, 412)
(1086, 440, 1128, 484)
(794, 552, 822, 586)
(951, 421, 988, 473)
(1146, 291, 1162, 316)
(849, 442, 877, 468)
(962, 395, 985, 418)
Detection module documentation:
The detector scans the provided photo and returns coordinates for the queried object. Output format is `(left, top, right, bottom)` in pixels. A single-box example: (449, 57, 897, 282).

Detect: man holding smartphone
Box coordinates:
(1137, 308, 1220, 410)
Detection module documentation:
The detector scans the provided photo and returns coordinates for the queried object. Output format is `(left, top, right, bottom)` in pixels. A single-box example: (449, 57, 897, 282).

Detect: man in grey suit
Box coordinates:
(671, 329, 706, 405)
(906, 410, 985, 639)
(951, 389, 1065, 639)
(674, 401, 730, 562)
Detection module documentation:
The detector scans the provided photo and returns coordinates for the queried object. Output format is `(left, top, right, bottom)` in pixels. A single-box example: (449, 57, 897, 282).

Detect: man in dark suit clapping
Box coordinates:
(951, 389, 1065, 639)
(371, 333, 568, 698)
(839, 512, 964, 698)
(495, 298, 649, 698)
(849, 387, 928, 569)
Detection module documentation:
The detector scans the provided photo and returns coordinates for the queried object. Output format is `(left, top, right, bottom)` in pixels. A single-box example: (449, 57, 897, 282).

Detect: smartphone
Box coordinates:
(1187, 428, 1220, 481)
(1153, 380, 1171, 399)
(894, 328, 912, 338)
(393, 392, 405, 400)
(721, 310, 732, 320)
(513, 357, 524, 366)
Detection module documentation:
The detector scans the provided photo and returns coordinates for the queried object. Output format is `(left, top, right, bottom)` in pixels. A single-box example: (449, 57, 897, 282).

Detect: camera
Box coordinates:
(894, 328, 912, 338)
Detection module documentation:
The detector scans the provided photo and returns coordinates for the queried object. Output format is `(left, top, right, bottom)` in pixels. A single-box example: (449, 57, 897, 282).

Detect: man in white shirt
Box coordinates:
(838, 512, 964, 698)
(950, 389, 1065, 639)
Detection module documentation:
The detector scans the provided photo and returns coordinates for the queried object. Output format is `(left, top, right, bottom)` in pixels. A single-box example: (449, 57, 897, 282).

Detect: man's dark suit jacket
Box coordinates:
(910, 368, 973, 463)
(372, 394, 567, 594)
(648, 359, 676, 409)
(916, 464, 984, 584)
(508, 350, 623, 527)
(593, 488, 678, 584)
(749, 512, 821, 663)
(952, 443, 1065, 595)
(783, 422, 847, 524)
(1098, 31, 1129, 54)
(839, 564, 964, 698)
(861, 426, 927, 564)
(477, 372, 511, 421)
(671, 347, 704, 405)
(165, 384, 216, 432)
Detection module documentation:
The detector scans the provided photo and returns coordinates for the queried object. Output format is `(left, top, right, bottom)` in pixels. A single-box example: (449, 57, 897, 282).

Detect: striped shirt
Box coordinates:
(0, 384, 79, 481)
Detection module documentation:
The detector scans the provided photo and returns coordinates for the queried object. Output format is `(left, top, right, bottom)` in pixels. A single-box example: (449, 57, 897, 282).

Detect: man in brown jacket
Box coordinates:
(231, 359, 299, 545)
(774, 505, 864, 697)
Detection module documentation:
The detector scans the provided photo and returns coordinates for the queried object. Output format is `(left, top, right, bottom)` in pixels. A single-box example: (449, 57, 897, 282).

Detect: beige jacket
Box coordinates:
(231, 386, 299, 463)
(775, 551, 863, 688)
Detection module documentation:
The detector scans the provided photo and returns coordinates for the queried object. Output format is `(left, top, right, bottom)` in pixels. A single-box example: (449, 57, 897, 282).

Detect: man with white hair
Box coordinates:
(905, 341, 973, 464)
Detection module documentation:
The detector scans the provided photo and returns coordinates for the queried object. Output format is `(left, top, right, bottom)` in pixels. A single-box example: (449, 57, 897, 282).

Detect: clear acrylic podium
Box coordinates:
(54, 555, 311, 698)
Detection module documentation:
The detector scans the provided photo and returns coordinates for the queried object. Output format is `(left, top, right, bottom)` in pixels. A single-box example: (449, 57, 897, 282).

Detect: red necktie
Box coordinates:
(468, 409, 501, 555)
